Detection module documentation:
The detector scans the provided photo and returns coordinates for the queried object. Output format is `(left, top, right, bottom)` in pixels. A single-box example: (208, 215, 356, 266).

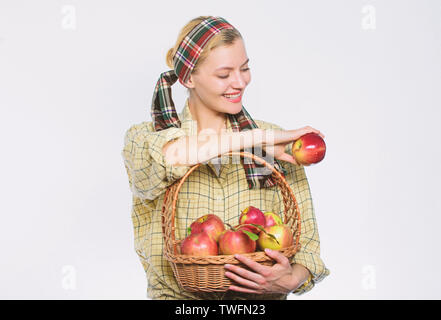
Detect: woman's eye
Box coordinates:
(217, 68, 250, 79)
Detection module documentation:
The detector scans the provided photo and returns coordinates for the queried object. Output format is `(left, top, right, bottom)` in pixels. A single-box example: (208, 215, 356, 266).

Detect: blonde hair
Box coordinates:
(166, 16, 242, 84)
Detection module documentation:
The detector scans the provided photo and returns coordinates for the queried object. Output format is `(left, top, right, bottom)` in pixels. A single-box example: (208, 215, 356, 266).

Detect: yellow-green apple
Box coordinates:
(292, 133, 326, 166)
(263, 212, 283, 228)
(189, 214, 225, 242)
(218, 226, 257, 255)
(257, 225, 293, 251)
(180, 232, 218, 256)
(239, 206, 266, 233)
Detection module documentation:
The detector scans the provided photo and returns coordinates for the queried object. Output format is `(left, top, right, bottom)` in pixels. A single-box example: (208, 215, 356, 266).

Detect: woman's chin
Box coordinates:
(222, 101, 243, 114)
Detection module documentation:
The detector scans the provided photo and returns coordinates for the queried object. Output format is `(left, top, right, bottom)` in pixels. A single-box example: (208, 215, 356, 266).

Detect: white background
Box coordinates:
(1, 0, 440, 299)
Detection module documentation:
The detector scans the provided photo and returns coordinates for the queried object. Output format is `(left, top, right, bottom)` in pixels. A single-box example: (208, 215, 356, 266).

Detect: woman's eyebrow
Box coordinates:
(215, 58, 250, 71)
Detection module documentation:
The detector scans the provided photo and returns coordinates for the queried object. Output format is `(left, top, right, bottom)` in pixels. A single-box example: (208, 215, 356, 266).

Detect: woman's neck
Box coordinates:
(187, 96, 227, 135)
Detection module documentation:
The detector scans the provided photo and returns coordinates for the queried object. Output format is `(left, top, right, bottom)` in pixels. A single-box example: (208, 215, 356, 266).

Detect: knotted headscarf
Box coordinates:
(151, 16, 287, 189)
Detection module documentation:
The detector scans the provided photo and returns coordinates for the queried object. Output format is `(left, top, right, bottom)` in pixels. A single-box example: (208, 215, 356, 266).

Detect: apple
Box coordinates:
(257, 225, 294, 251)
(236, 224, 255, 234)
(239, 206, 266, 233)
(180, 232, 218, 256)
(189, 214, 225, 242)
(218, 227, 257, 255)
(230, 224, 258, 238)
(263, 212, 283, 228)
(292, 132, 326, 166)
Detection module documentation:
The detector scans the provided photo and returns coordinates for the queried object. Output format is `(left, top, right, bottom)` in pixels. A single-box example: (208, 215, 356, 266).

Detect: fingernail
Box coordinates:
(225, 264, 231, 268)
(265, 248, 272, 253)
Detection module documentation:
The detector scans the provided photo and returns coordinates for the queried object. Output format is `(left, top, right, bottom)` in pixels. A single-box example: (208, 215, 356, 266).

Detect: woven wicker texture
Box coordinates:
(161, 151, 301, 292)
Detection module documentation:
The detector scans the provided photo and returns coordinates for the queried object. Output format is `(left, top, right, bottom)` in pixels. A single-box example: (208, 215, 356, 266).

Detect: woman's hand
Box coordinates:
(262, 126, 325, 165)
(224, 249, 308, 294)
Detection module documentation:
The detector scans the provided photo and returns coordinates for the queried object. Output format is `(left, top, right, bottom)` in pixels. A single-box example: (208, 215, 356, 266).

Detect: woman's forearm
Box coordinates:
(163, 129, 265, 166)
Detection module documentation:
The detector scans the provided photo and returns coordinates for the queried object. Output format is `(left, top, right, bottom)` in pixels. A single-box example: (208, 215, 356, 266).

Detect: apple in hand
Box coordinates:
(263, 212, 283, 228)
(189, 214, 225, 242)
(257, 225, 294, 251)
(218, 226, 257, 255)
(239, 206, 266, 233)
(292, 132, 326, 166)
(180, 232, 218, 256)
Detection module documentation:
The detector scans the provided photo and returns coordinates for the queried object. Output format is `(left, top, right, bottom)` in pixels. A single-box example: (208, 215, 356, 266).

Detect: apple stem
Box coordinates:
(236, 223, 280, 245)
(237, 223, 260, 231)
(248, 223, 280, 245)
(225, 223, 236, 232)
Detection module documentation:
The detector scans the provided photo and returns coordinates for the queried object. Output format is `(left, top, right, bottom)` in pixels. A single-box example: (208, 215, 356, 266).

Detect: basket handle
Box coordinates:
(162, 151, 301, 256)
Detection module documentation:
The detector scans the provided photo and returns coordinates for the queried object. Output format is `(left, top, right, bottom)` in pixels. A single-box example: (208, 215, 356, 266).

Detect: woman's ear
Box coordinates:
(183, 74, 196, 89)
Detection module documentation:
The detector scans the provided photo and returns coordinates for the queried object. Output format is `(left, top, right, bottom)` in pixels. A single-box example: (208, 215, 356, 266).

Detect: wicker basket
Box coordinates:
(161, 151, 302, 292)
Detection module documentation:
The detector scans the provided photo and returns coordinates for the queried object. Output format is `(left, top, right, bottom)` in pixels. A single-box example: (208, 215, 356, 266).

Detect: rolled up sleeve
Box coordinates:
(288, 165, 330, 295)
(122, 122, 192, 200)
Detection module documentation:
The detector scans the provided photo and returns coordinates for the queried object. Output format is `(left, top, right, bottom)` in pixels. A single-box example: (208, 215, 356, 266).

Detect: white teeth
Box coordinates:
(224, 93, 241, 98)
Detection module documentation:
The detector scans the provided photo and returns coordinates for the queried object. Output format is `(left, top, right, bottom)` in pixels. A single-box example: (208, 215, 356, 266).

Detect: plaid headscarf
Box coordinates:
(151, 16, 287, 189)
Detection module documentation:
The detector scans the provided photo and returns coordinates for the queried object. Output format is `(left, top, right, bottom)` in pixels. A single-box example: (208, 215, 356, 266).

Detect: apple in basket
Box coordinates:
(189, 214, 225, 242)
(263, 212, 283, 228)
(180, 232, 218, 256)
(218, 225, 257, 255)
(292, 132, 326, 166)
(257, 224, 294, 251)
(239, 206, 266, 233)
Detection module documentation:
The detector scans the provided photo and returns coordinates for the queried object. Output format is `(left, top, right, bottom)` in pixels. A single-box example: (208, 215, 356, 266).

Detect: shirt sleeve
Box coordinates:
(121, 121, 193, 200)
(255, 119, 330, 295)
(287, 165, 330, 295)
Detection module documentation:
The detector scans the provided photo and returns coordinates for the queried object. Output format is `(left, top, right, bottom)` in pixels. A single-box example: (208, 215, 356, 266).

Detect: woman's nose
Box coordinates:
(230, 70, 247, 88)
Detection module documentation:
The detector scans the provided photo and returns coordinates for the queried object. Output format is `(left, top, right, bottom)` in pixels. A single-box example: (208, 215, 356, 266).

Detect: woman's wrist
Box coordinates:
(290, 264, 312, 293)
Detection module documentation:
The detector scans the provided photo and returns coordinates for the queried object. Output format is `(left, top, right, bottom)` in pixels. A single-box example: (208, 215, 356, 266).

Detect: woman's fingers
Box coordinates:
(291, 126, 321, 140)
(263, 144, 299, 165)
(275, 153, 298, 165)
(224, 271, 261, 290)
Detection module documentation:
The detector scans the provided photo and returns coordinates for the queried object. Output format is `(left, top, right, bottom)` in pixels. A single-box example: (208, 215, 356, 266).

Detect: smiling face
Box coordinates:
(184, 38, 251, 115)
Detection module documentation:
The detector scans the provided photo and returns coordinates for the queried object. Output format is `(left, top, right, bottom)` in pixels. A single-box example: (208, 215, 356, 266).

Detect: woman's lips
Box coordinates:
(222, 92, 242, 103)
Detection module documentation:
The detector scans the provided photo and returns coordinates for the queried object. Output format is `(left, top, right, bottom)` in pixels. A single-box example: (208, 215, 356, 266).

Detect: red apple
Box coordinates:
(180, 232, 218, 256)
(292, 132, 326, 166)
(218, 227, 257, 255)
(236, 224, 255, 234)
(239, 206, 266, 233)
(236, 224, 260, 242)
(263, 212, 283, 228)
(257, 225, 293, 251)
(189, 214, 225, 242)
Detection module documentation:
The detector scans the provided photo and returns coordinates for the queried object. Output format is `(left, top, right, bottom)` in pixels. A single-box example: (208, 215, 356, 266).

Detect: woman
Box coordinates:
(122, 16, 330, 300)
